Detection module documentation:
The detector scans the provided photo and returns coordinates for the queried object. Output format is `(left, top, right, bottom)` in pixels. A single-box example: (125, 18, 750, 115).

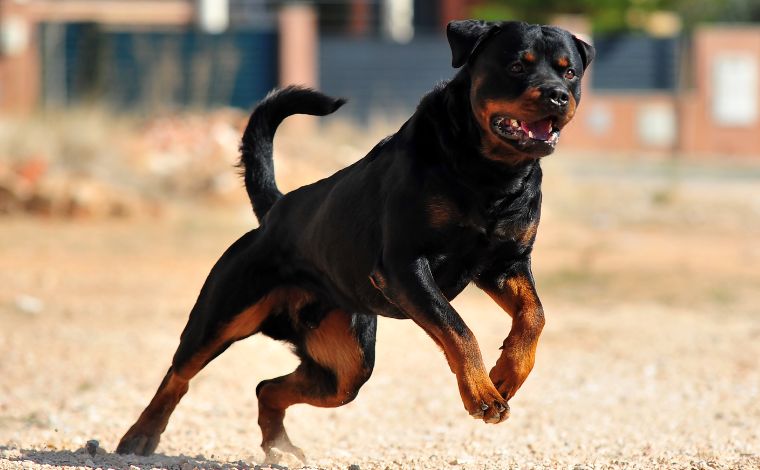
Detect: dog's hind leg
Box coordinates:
(116, 291, 284, 456)
(256, 310, 377, 462)
(115, 366, 188, 456)
(117, 230, 286, 456)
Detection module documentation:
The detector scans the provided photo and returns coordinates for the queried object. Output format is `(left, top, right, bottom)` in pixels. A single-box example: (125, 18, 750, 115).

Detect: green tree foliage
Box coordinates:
(471, 0, 755, 33)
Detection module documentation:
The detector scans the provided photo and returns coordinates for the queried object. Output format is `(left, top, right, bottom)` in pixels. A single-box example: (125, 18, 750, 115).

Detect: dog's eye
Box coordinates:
(510, 62, 525, 74)
(564, 69, 576, 80)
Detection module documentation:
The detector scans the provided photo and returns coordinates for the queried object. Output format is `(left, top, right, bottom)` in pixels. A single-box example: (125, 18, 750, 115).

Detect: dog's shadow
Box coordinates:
(0, 445, 285, 469)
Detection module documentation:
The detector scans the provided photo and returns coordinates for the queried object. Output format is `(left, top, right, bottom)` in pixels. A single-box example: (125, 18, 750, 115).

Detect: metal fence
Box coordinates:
(590, 35, 681, 91)
(38, 20, 682, 116)
(319, 34, 455, 122)
(318, 32, 683, 121)
(40, 22, 278, 110)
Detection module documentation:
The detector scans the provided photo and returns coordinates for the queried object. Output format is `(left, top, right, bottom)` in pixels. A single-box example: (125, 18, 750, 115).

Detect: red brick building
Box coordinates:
(1, 1, 758, 158)
(563, 25, 760, 158)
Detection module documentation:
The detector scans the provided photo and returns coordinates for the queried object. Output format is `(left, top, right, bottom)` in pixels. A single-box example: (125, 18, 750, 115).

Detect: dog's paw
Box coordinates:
(489, 352, 533, 401)
(116, 432, 161, 456)
(460, 375, 510, 424)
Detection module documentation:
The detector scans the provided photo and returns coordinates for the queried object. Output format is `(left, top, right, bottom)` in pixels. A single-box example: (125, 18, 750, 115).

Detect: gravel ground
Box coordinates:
(1, 157, 759, 469)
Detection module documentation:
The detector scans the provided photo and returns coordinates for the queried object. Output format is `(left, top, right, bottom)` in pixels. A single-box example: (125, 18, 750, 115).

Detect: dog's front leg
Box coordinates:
(476, 260, 545, 401)
(370, 256, 509, 424)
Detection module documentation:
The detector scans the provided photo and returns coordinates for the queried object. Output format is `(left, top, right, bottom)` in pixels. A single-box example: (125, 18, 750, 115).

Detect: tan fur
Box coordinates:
(518, 222, 539, 245)
(481, 273, 540, 318)
(305, 310, 366, 396)
(479, 272, 545, 400)
(427, 195, 459, 228)
(257, 309, 371, 452)
(469, 82, 550, 163)
(118, 370, 190, 445)
(176, 287, 314, 379)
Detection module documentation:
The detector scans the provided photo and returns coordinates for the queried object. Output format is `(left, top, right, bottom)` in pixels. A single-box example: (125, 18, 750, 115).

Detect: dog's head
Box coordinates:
(447, 20, 594, 162)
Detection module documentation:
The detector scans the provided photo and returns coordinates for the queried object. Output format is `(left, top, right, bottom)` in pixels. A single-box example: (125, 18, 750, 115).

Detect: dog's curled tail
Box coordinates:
(239, 86, 346, 221)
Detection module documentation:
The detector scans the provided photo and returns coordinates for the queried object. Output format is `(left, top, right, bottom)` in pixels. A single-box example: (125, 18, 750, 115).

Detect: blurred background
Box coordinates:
(1, 0, 759, 215)
(0, 1, 759, 469)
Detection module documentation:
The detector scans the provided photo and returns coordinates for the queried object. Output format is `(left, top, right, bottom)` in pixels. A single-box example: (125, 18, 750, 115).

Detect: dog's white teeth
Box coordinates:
(510, 119, 519, 128)
(528, 131, 534, 138)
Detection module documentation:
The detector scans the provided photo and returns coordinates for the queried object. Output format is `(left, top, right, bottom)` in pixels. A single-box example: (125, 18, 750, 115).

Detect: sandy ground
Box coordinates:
(1, 151, 760, 469)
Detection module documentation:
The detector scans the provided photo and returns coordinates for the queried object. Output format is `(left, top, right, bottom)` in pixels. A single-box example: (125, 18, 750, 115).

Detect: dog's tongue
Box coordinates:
(521, 118, 553, 141)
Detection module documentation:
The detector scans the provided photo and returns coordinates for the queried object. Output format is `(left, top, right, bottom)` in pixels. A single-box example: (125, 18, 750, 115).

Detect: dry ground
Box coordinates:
(1, 128, 759, 469)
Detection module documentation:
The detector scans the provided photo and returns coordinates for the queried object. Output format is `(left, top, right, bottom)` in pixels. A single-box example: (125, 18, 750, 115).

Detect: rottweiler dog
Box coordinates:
(117, 20, 594, 460)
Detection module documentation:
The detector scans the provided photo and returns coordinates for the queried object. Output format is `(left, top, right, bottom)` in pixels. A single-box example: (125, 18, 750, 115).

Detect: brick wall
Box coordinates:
(679, 26, 760, 157)
(562, 25, 760, 158)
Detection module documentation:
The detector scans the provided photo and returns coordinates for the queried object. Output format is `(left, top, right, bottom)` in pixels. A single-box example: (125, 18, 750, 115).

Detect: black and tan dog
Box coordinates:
(117, 20, 594, 459)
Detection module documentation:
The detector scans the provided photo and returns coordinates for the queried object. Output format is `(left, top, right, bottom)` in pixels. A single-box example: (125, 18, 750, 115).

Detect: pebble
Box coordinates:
(15, 294, 44, 315)
(85, 439, 99, 456)
(348, 465, 361, 470)
(449, 455, 474, 465)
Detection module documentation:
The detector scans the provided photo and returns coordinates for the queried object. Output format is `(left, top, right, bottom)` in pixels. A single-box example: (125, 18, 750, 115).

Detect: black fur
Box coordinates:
(118, 20, 594, 458)
(239, 86, 346, 220)
(447, 20, 502, 68)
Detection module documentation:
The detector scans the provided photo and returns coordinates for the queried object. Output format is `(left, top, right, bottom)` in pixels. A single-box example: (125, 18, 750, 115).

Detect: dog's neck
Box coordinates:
(400, 69, 541, 197)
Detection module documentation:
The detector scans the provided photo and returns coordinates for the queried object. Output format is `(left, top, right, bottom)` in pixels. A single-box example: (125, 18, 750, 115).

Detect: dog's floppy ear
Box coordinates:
(446, 20, 500, 68)
(572, 35, 595, 71)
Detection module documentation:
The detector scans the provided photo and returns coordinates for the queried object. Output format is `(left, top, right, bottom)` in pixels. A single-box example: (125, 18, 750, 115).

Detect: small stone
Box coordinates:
(15, 294, 44, 315)
(85, 439, 99, 456)
(348, 465, 361, 470)
(450, 455, 474, 465)
(84, 458, 95, 466)
(129, 465, 140, 470)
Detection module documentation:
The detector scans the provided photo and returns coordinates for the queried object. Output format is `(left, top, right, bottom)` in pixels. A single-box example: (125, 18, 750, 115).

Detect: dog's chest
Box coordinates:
(458, 189, 538, 247)
(428, 202, 537, 297)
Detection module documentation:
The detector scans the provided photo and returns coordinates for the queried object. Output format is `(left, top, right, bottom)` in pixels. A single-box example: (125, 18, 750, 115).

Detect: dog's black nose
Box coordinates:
(541, 86, 569, 109)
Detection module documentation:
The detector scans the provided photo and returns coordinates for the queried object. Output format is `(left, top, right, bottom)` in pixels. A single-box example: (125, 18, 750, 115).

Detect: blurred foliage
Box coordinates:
(471, 0, 760, 32)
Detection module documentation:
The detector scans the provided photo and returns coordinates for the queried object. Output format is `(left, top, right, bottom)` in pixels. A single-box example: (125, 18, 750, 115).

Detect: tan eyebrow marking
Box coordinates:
(557, 56, 569, 68)
(523, 51, 536, 63)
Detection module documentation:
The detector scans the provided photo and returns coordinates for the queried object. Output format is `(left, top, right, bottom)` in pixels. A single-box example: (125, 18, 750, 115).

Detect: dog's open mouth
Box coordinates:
(491, 116, 560, 147)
